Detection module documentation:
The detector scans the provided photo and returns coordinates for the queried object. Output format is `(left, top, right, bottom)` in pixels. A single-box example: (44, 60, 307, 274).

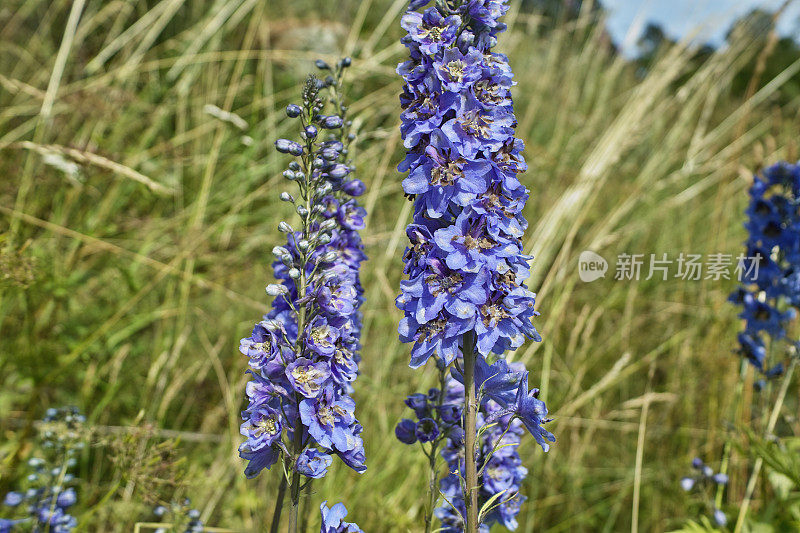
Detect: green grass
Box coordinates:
(1, 0, 799, 531)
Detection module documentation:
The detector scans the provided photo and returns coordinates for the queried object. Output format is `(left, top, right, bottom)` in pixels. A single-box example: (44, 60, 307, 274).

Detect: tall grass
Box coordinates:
(1, 0, 799, 530)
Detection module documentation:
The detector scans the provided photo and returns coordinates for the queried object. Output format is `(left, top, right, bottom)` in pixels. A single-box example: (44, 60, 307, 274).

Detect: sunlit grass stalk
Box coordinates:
(714, 358, 748, 510)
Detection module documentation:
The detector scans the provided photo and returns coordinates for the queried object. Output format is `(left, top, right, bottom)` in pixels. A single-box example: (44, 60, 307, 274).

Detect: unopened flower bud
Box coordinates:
(288, 268, 301, 279)
(320, 219, 338, 232)
(316, 182, 332, 196)
(343, 179, 366, 196)
(328, 164, 349, 179)
(278, 221, 293, 233)
(285, 104, 302, 118)
(321, 148, 338, 161)
(320, 115, 343, 129)
(296, 205, 309, 217)
(275, 139, 302, 155)
(320, 251, 338, 263)
(280, 192, 294, 202)
(315, 59, 330, 70)
(304, 125, 318, 139)
(298, 239, 310, 251)
(266, 284, 288, 296)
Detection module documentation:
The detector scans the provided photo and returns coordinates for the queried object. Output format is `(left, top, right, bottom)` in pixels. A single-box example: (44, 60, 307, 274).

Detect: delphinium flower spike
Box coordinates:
(238, 58, 366, 533)
(730, 162, 800, 381)
(396, 0, 554, 531)
(726, 161, 800, 532)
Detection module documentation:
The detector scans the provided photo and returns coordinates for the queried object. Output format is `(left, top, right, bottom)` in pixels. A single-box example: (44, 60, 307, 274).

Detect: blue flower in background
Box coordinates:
(731, 161, 800, 376)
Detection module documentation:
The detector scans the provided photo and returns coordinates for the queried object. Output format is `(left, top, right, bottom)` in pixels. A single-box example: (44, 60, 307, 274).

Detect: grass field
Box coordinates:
(2, 1, 800, 531)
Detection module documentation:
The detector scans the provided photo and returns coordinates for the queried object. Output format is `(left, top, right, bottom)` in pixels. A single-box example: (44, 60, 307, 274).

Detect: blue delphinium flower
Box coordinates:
(1, 408, 84, 532)
(396, 0, 554, 530)
(238, 59, 367, 529)
(730, 162, 800, 377)
(319, 501, 363, 533)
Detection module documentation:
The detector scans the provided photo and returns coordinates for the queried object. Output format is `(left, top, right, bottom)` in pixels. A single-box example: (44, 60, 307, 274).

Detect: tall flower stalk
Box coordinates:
(727, 161, 800, 531)
(396, 1, 555, 531)
(238, 59, 366, 533)
(730, 162, 800, 380)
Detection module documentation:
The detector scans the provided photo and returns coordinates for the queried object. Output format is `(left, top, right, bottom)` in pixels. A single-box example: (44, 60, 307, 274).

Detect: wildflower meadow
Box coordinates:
(2, 0, 800, 531)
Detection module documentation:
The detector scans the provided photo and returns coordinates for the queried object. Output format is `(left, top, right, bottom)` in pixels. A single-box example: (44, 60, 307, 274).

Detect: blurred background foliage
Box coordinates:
(1, 0, 799, 530)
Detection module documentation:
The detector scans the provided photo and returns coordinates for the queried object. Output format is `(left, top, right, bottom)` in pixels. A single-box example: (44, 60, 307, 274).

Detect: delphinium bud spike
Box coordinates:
(0, 407, 85, 532)
(238, 59, 365, 533)
(395, 1, 554, 531)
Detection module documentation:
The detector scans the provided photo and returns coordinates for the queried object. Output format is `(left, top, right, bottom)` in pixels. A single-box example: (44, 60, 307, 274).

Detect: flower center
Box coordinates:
(430, 158, 463, 186)
(474, 81, 503, 104)
(311, 327, 331, 346)
(254, 415, 278, 436)
(463, 234, 494, 251)
(427, 273, 463, 296)
(446, 60, 466, 81)
(419, 318, 447, 340)
(317, 406, 336, 426)
(481, 303, 511, 325)
(424, 25, 443, 40)
(461, 112, 493, 138)
(291, 366, 324, 393)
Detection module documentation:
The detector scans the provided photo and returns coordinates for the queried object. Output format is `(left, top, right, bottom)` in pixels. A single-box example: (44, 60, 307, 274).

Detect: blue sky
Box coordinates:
(603, 0, 800, 54)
